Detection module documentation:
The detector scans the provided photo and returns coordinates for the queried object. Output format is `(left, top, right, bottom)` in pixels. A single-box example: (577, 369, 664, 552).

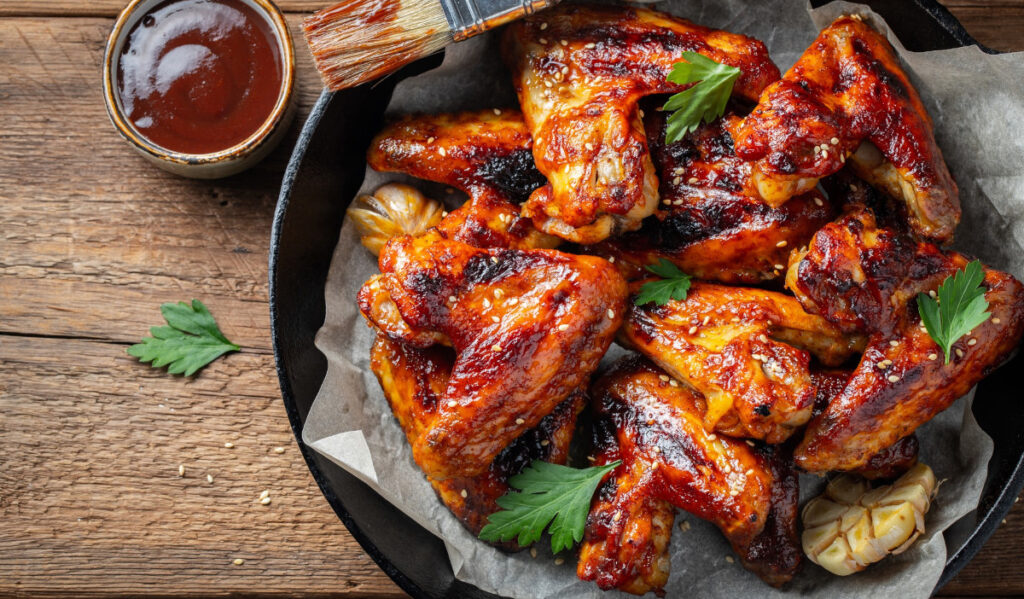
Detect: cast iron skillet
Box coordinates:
(269, 2, 1018, 596)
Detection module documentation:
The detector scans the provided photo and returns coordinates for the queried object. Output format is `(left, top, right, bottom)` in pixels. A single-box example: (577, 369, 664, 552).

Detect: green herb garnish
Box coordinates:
(479, 460, 620, 553)
(128, 299, 239, 376)
(662, 52, 741, 144)
(634, 259, 693, 306)
(916, 260, 991, 364)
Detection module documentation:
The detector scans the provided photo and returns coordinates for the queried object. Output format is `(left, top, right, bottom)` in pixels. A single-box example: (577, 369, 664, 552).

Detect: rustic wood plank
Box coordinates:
(0, 16, 324, 349)
(0, 335, 404, 598)
(940, 498, 1024, 596)
(941, 5, 1024, 51)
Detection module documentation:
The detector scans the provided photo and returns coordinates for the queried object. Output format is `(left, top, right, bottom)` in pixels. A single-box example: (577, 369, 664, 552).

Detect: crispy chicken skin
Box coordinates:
(359, 231, 627, 479)
(579, 356, 801, 593)
(502, 4, 780, 244)
(590, 108, 834, 283)
(788, 209, 1024, 471)
(620, 281, 864, 443)
(367, 110, 557, 250)
(369, 332, 584, 543)
(732, 16, 959, 243)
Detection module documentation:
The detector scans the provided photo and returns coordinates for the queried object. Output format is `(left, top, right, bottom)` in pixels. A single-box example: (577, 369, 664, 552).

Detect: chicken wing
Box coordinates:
(367, 109, 557, 250)
(732, 16, 959, 243)
(502, 4, 780, 244)
(620, 281, 865, 443)
(589, 106, 833, 283)
(359, 230, 627, 479)
(369, 332, 584, 542)
(579, 356, 801, 593)
(788, 208, 1024, 471)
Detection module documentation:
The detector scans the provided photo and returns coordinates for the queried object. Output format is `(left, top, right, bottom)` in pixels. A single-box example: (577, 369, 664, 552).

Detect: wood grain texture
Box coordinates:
(0, 2, 1022, 598)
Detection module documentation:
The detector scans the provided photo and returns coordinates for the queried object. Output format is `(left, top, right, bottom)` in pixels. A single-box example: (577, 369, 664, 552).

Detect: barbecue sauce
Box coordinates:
(117, 0, 283, 154)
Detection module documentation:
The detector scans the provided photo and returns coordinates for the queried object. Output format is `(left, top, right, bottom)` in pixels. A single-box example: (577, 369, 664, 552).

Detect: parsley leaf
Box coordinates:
(634, 259, 693, 306)
(916, 260, 991, 364)
(127, 299, 240, 376)
(479, 460, 620, 553)
(662, 51, 741, 144)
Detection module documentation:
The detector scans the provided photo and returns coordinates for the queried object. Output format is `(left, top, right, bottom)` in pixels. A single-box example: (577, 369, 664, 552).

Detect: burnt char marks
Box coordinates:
(462, 250, 547, 286)
(475, 149, 547, 204)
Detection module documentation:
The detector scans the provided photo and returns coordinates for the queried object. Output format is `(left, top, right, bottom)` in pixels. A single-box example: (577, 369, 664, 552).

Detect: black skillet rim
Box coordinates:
(269, 2, 1018, 596)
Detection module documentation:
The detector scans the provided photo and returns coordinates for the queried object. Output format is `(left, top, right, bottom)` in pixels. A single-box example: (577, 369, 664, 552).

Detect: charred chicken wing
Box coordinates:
(788, 208, 1024, 471)
(590, 107, 834, 283)
(732, 16, 959, 243)
(579, 356, 801, 593)
(367, 109, 557, 250)
(620, 281, 864, 443)
(360, 231, 627, 479)
(370, 332, 584, 542)
(502, 4, 780, 244)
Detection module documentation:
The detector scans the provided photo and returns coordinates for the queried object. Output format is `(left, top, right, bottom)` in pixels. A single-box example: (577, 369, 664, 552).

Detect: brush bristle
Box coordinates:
(303, 0, 452, 91)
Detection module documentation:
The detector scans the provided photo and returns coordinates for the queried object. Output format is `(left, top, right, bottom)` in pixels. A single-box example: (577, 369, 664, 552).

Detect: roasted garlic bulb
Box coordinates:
(348, 183, 445, 255)
(802, 463, 937, 576)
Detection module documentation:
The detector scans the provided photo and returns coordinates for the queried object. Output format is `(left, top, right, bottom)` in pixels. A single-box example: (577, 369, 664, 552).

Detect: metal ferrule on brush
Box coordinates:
(439, 0, 560, 41)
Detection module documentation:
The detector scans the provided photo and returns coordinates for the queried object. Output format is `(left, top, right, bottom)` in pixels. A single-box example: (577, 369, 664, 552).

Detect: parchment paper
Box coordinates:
(302, 1, 1024, 596)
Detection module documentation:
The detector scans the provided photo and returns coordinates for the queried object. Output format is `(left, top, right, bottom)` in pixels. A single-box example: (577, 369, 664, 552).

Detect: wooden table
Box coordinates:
(1, 2, 1022, 597)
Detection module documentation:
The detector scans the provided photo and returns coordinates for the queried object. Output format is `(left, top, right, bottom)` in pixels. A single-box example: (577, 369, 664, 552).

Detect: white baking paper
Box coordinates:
(303, 1, 1024, 596)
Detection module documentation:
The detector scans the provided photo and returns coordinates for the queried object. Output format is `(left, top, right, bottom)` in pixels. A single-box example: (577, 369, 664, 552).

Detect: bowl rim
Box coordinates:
(101, 0, 296, 165)
(269, 2, 1021, 597)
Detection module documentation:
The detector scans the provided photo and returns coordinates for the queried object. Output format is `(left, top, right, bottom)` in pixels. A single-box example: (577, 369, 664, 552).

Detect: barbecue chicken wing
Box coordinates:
(579, 356, 801, 593)
(590, 106, 833, 283)
(620, 281, 865, 443)
(359, 230, 627, 479)
(370, 332, 584, 543)
(788, 208, 1024, 472)
(367, 109, 557, 250)
(502, 4, 780, 244)
(732, 16, 959, 243)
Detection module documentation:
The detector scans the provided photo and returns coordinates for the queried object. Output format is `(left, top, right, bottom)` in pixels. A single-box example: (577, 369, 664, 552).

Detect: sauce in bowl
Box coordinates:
(117, 0, 283, 155)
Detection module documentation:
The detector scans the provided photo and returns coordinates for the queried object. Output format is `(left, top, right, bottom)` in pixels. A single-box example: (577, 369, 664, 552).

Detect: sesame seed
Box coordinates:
(544, 80, 552, 88)
(224, 442, 234, 449)
(662, 199, 672, 205)
(956, 348, 964, 358)
(493, 108, 502, 116)
(890, 340, 899, 347)
(539, 37, 547, 44)
(850, 184, 859, 191)
(207, 474, 214, 484)
(585, 42, 595, 49)
(968, 338, 977, 346)
(260, 496, 272, 506)
(673, 199, 684, 205)
(745, 469, 755, 476)
(426, 136, 435, 143)
(814, 197, 824, 206)
(774, 264, 785, 271)
(613, 512, 621, 522)
(672, 176, 682, 186)
(887, 375, 899, 383)
(530, 548, 538, 558)
(259, 489, 270, 500)
(178, 464, 185, 477)
(703, 316, 710, 325)
(669, 379, 679, 387)
(929, 290, 937, 298)
(491, 256, 499, 264)
(639, 109, 645, 118)
(274, 447, 285, 454)
(746, 440, 755, 447)
(584, 142, 594, 151)
(609, 256, 616, 263)
(993, 317, 1002, 324)
(708, 433, 716, 440)
(560, 39, 568, 46)
(688, 177, 699, 184)
(447, 400, 457, 408)
(448, 295, 457, 303)
(558, 324, 569, 331)
(758, 334, 768, 343)
(438, 147, 446, 156)
(830, 137, 840, 145)
(233, 558, 245, 566)
(555, 557, 565, 565)
(561, 66, 569, 75)
(928, 353, 938, 360)
(587, 456, 596, 462)
(492, 316, 500, 323)
(460, 489, 468, 498)
(539, 22, 548, 30)
(492, 344, 502, 352)
(516, 418, 526, 425)
(876, 362, 887, 370)
(814, 146, 821, 154)
(688, 326, 698, 335)
(729, 489, 738, 496)
(652, 446, 661, 453)
(821, 150, 828, 159)
(726, 556, 735, 564)
(679, 520, 691, 532)
(483, 298, 491, 308)
(776, 240, 788, 248)
(508, 298, 519, 306)
(607, 309, 615, 319)
(541, 439, 550, 446)
(659, 374, 670, 382)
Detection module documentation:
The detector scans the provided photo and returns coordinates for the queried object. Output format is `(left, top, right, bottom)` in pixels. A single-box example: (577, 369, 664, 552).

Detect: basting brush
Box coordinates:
(303, 0, 560, 92)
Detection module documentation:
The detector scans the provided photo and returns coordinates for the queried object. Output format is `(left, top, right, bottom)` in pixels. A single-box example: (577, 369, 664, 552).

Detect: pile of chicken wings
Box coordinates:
(355, 5, 1024, 594)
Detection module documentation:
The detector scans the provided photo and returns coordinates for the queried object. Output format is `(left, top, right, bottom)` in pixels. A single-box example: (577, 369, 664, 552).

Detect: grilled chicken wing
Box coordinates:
(788, 208, 1024, 471)
(367, 109, 557, 250)
(359, 230, 626, 479)
(590, 107, 833, 283)
(732, 16, 959, 243)
(579, 356, 801, 593)
(620, 281, 864, 443)
(502, 4, 780, 244)
(370, 332, 584, 542)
